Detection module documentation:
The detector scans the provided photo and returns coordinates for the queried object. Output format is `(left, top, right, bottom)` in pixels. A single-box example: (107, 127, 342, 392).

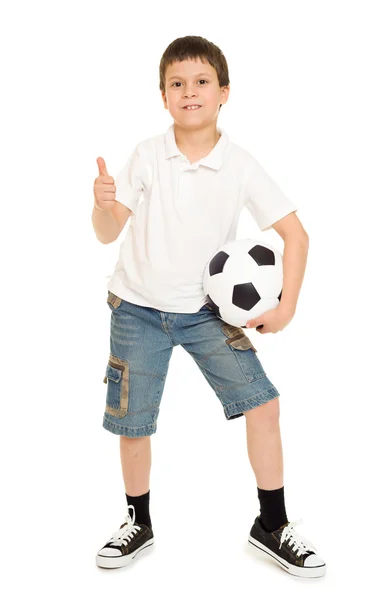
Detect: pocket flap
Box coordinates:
(105, 364, 123, 384)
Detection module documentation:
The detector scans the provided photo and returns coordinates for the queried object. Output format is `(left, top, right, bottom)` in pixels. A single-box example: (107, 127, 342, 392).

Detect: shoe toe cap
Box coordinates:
(98, 547, 122, 557)
(304, 553, 325, 567)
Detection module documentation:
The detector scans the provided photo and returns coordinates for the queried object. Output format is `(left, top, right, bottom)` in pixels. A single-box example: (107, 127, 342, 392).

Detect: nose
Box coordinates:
(183, 86, 197, 99)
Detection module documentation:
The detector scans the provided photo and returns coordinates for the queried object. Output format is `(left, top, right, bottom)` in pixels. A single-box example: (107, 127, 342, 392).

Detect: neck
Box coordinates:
(173, 121, 221, 150)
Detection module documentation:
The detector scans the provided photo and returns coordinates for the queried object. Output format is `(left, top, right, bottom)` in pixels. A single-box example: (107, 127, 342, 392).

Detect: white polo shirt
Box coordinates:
(107, 123, 298, 313)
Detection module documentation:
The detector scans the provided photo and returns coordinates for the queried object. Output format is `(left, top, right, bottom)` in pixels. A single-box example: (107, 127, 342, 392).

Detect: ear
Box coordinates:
(220, 85, 230, 105)
(161, 90, 167, 107)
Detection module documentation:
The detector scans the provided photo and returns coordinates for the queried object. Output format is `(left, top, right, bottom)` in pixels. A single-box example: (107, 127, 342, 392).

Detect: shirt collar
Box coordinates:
(164, 123, 229, 170)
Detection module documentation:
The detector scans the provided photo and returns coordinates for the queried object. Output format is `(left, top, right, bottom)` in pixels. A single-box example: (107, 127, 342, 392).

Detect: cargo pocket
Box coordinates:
(103, 354, 129, 418)
(221, 323, 266, 383)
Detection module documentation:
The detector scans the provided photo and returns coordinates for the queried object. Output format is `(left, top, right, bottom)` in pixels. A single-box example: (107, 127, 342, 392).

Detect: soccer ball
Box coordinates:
(202, 238, 283, 327)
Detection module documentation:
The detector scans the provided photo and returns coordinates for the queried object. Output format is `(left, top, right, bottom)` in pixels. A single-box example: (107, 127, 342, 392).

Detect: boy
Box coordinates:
(92, 36, 326, 578)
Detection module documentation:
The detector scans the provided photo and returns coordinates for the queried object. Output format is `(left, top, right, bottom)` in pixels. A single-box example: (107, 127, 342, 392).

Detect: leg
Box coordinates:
(120, 435, 151, 496)
(245, 397, 326, 578)
(96, 436, 154, 568)
(244, 397, 283, 490)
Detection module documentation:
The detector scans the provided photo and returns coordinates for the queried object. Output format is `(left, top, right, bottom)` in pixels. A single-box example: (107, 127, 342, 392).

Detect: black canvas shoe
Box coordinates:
(248, 515, 326, 578)
(96, 505, 154, 569)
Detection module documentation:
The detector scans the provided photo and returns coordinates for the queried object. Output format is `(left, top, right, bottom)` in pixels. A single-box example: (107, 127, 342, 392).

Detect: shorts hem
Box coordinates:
(102, 414, 157, 437)
(223, 386, 280, 420)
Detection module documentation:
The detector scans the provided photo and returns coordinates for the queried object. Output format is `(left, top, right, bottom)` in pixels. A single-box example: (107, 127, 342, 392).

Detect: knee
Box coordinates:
(120, 435, 150, 443)
(245, 396, 280, 427)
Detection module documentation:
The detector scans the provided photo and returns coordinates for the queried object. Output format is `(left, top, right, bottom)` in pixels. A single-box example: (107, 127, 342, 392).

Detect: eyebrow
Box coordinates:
(167, 72, 212, 81)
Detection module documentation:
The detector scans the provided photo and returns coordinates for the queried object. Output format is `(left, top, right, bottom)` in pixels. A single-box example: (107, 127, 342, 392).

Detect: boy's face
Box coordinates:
(162, 57, 229, 129)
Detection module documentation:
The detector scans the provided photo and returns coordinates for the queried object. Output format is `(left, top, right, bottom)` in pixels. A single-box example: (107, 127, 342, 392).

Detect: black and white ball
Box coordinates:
(202, 238, 283, 327)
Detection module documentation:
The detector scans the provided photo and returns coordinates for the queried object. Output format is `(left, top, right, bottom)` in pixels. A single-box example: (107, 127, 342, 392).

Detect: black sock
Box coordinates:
(125, 490, 152, 529)
(257, 486, 288, 532)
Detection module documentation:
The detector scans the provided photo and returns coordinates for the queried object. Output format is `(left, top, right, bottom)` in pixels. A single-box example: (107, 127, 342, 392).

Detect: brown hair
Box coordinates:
(159, 36, 230, 111)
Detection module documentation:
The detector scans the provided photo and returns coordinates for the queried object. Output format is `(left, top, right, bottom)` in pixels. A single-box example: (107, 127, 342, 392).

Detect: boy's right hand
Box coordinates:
(94, 157, 116, 211)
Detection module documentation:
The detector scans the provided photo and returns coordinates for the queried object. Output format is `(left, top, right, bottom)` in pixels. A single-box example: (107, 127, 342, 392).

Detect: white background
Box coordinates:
(1, 0, 389, 597)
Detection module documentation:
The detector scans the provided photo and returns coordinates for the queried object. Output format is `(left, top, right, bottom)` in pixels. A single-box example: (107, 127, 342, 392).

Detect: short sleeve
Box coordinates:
(244, 160, 298, 231)
(115, 144, 145, 214)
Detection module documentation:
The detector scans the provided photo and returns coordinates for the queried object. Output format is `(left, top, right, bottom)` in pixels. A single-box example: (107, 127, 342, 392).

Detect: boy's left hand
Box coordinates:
(245, 305, 295, 334)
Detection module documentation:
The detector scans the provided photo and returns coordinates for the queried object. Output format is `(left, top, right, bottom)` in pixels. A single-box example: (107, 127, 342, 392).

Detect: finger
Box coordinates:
(246, 320, 262, 328)
(97, 157, 108, 176)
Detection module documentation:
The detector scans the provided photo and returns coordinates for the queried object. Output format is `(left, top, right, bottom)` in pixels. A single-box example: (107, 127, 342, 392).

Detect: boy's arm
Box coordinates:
(92, 143, 144, 244)
(246, 214, 309, 332)
(243, 159, 309, 320)
(91, 202, 134, 244)
(272, 212, 309, 316)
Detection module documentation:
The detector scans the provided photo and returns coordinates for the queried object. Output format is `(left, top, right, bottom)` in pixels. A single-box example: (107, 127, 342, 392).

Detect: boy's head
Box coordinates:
(159, 36, 230, 129)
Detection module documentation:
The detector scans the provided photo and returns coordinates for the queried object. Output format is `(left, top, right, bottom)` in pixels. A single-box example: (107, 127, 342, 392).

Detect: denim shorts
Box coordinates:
(102, 291, 280, 438)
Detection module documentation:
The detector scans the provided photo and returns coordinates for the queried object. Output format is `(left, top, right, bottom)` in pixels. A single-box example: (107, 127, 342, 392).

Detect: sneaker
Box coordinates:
(248, 515, 326, 578)
(96, 505, 154, 569)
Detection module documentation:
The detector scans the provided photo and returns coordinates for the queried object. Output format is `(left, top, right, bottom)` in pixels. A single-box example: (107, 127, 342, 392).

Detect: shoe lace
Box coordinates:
(279, 519, 317, 557)
(109, 505, 142, 547)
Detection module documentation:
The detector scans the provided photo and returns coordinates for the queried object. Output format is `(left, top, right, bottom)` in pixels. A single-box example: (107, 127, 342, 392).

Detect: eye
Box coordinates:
(171, 80, 208, 87)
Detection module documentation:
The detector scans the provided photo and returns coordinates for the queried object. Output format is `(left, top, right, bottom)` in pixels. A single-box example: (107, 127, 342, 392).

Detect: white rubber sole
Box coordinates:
(248, 535, 326, 578)
(96, 538, 154, 569)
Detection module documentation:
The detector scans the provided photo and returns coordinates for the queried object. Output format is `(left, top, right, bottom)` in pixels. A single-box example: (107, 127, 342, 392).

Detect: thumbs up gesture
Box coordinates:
(93, 157, 116, 211)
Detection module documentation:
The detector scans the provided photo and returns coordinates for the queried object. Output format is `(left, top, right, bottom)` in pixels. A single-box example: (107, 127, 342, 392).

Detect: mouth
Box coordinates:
(182, 105, 202, 111)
